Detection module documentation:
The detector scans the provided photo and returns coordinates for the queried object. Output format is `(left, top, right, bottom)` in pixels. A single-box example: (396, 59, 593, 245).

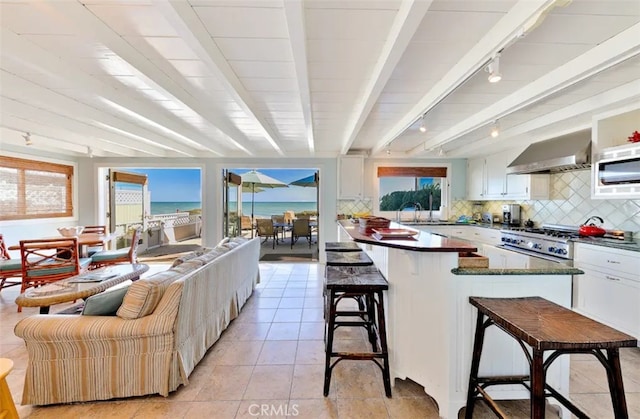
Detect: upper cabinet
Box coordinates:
(466, 158, 486, 200)
(338, 155, 364, 199)
(467, 148, 549, 201)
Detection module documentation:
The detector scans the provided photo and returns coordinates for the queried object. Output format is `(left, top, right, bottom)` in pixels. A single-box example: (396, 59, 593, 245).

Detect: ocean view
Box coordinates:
(151, 201, 317, 218)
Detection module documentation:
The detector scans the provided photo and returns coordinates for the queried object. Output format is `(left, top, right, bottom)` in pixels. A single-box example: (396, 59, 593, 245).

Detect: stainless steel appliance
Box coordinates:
(594, 143, 640, 199)
(500, 224, 577, 264)
(502, 204, 521, 227)
(507, 130, 591, 174)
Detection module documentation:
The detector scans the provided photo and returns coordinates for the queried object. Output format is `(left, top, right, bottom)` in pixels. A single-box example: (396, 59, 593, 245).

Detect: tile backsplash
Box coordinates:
(338, 199, 373, 216)
(337, 171, 640, 234)
(457, 170, 640, 233)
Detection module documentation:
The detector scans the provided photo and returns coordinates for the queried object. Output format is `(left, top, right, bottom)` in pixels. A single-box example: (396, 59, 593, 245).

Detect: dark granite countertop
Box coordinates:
(571, 237, 640, 253)
(338, 220, 477, 253)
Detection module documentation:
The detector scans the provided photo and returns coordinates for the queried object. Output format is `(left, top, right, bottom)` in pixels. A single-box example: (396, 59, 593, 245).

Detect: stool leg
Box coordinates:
(376, 290, 392, 397)
(465, 312, 487, 419)
(324, 289, 337, 396)
(366, 293, 378, 351)
(531, 349, 545, 419)
(605, 348, 629, 419)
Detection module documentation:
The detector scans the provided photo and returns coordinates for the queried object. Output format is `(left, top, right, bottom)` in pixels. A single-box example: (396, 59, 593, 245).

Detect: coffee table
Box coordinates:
(15, 263, 149, 314)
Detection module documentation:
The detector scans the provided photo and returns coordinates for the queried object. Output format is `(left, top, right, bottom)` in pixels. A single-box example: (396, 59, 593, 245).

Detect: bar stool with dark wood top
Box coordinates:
(326, 250, 373, 267)
(465, 296, 637, 419)
(325, 241, 362, 252)
(324, 265, 391, 398)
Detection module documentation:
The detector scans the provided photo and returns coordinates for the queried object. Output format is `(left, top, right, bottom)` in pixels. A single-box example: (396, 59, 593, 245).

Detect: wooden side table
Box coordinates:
(0, 358, 19, 419)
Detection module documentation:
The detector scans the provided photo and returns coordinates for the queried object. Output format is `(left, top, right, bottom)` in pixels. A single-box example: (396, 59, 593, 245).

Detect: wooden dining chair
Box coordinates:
(19, 237, 91, 312)
(0, 234, 22, 294)
(82, 225, 108, 255)
(291, 219, 312, 248)
(89, 227, 141, 269)
(256, 219, 278, 249)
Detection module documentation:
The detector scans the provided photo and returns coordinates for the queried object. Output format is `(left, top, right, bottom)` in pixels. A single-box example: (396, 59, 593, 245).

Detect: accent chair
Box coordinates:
(90, 227, 141, 269)
(0, 234, 22, 293)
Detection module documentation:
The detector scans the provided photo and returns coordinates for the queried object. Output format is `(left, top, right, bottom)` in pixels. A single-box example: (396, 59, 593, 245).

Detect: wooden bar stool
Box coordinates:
(326, 250, 372, 266)
(324, 265, 391, 398)
(466, 296, 637, 419)
(324, 241, 362, 252)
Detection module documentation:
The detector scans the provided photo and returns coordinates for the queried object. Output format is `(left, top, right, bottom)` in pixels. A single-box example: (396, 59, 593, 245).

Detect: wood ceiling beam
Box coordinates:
(283, 0, 314, 154)
(372, 0, 560, 156)
(0, 86, 172, 157)
(0, 126, 115, 157)
(339, 0, 432, 155)
(410, 22, 640, 156)
(0, 29, 224, 157)
(447, 79, 640, 157)
(154, 0, 285, 155)
(52, 1, 257, 156)
(0, 115, 138, 157)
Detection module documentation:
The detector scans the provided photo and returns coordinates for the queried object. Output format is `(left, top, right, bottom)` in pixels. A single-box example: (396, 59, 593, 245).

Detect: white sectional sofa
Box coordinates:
(15, 237, 260, 405)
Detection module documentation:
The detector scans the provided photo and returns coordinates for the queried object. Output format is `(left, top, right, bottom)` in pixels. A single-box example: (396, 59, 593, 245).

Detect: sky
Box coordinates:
(233, 168, 317, 202)
(127, 168, 317, 203)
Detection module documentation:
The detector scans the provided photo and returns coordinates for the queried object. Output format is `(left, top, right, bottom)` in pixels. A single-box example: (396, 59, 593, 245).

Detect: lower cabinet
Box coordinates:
(573, 243, 640, 340)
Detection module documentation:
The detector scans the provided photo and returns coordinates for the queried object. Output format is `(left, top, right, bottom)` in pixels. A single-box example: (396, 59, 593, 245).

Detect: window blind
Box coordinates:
(377, 167, 447, 178)
(0, 156, 73, 221)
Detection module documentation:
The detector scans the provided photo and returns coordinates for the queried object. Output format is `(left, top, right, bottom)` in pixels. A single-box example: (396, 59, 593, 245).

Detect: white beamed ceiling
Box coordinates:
(0, 0, 638, 159)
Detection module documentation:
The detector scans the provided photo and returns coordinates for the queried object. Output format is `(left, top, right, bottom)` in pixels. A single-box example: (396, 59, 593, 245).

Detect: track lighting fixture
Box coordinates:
(438, 147, 446, 157)
(490, 121, 500, 138)
(419, 116, 427, 133)
(23, 132, 32, 146)
(87, 146, 94, 158)
(486, 54, 502, 83)
(386, 143, 391, 155)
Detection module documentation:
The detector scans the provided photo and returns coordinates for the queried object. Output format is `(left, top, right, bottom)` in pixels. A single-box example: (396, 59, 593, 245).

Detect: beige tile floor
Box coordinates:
(1, 262, 639, 418)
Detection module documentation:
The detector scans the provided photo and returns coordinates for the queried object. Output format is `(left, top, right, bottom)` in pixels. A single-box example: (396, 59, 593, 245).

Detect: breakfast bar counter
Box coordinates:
(337, 220, 577, 418)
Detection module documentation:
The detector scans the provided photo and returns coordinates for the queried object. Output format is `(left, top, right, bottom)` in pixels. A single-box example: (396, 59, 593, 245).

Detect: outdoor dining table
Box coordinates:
(8, 232, 117, 258)
(273, 220, 318, 243)
(15, 263, 149, 314)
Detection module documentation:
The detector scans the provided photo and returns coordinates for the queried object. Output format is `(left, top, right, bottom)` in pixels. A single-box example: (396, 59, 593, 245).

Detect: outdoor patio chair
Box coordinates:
(256, 219, 277, 249)
(240, 216, 253, 234)
(82, 225, 108, 256)
(0, 234, 22, 293)
(19, 237, 91, 312)
(291, 219, 312, 248)
(90, 227, 141, 269)
(283, 211, 295, 224)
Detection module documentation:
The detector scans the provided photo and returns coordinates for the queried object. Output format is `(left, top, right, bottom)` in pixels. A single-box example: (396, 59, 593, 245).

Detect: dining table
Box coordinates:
(15, 263, 149, 314)
(8, 232, 117, 258)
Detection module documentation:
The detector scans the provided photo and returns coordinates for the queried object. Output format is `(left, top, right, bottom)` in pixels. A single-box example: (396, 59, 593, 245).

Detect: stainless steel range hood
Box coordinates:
(507, 130, 592, 174)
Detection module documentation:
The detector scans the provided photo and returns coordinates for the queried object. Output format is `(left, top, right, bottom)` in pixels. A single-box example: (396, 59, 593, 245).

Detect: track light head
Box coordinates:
(490, 121, 500, 138)
(23, 132, 32, 146)
(419, 116, 427, 133)
(486, 54, 502, 83)
(87, 146, 94, 158)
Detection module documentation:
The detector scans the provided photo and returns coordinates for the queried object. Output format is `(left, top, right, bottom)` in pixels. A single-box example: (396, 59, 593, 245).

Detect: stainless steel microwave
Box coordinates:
(593, 144, 640, 198)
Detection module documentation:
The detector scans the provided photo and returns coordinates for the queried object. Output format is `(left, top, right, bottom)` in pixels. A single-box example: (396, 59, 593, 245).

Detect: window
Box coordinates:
(376, 166, 448, 219)
(0, 156, 73, 221)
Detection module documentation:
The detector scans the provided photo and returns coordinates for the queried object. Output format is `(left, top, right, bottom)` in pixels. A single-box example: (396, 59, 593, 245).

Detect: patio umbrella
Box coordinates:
(241, 170, 288, 237)
(289, 172, 319, 227)
(288, 172, 318, 187)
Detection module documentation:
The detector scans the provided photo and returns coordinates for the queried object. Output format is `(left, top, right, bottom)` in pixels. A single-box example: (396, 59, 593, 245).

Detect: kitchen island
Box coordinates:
(337, 220, 583, 418)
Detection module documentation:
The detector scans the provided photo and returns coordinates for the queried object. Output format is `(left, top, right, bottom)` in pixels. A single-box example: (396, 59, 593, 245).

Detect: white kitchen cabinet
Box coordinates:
(573, 243, 640, 340)
(466, 158, 486, 200)
(338, 155, 364, 199)
(468, 150, 549, 200)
